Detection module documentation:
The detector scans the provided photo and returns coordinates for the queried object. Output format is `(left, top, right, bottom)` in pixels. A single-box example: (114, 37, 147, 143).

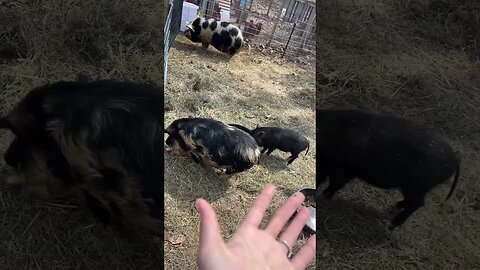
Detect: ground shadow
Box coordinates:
(257, 153, 288, 172)
(171, 38, 231, 64)
(315, 196, 393, 257)
(0, 173, 162, 269)
(164, 152, 231, 203)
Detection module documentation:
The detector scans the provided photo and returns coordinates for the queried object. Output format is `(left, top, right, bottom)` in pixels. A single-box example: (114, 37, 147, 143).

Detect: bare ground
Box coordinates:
(164, 35, 316, 269)
(316, 1, 480, 269)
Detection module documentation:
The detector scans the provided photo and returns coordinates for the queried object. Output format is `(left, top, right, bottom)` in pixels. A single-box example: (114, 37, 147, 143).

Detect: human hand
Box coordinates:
(195, 184, 316, 270)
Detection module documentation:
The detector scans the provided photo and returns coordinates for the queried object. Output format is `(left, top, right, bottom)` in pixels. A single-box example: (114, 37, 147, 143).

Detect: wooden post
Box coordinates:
(267, 0, 289, 46)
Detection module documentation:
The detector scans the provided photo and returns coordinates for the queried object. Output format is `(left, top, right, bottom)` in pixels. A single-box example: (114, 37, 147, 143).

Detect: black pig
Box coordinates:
(0, 79, 164, 236)
(228, 124, 310, 164)
(165, 118, 260, 174)
(316, 109, 461, 230)
(249, 127, 310, 164)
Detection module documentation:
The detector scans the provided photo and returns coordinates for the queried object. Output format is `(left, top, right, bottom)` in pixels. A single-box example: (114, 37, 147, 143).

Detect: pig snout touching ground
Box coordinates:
(250, 126, 310, 165)
(316, 109, 461, 230)
(164, 118, 261, 174)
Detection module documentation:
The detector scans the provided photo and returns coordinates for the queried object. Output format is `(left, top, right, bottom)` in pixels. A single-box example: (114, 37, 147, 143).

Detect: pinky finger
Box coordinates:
(291, 234, 316, 270)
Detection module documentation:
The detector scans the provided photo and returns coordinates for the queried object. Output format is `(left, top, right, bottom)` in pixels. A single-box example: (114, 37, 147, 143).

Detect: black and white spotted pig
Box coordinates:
(164, 118, 260, 174)
(184, 17, 245, 56)
(316, 109, 461, 230)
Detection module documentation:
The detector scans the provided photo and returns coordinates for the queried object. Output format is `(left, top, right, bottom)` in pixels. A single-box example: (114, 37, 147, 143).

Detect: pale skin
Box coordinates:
(195, 184, 316, 270)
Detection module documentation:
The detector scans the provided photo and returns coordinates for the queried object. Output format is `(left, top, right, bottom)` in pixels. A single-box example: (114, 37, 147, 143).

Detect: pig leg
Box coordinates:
(202, 42, 209, 48)
(261, 147, 268, 154)
(287, 152, 299, 164)
(225, 168, 240, 175)
(322, 172, 352, 199)
(389, 191, 425, 230)
(190, 153, 201, 164)
(265, 148, 275, 155)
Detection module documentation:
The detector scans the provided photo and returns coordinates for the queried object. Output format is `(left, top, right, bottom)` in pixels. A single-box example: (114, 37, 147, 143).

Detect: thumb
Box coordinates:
(195, 198, 225, 249)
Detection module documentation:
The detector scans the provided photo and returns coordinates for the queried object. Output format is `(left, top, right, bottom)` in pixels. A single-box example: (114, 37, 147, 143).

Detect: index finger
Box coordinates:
(240, 184, 276, 229)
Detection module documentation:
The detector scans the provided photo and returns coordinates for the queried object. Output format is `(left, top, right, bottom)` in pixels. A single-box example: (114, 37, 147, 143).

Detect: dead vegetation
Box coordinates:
(0, 0, 163, 269)
(317, 0, 480, 269)
(164, 35, 316, 269)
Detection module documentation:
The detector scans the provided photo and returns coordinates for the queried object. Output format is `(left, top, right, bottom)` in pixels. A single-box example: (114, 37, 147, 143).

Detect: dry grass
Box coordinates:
(0, 1, 164, 269)
(317, 0, 480, 269)
(164, 35, 316, 269)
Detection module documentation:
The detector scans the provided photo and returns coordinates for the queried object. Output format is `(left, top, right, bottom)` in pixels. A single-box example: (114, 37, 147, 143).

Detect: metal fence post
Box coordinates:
(266, 0, 274, 17)
(282, 22, 296, 58)
(267, 0, 289, 46)
(164, 0, 183, 90)
(201, 0, 208, 16)
(300, 4, 315, 50)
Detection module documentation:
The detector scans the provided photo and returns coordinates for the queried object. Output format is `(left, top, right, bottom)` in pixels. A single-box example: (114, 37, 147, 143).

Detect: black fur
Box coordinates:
(229, 27, 239, 36)
(1, 79, 165, 235)
(228, 123, 252, 135)
(165, 117, 260, 174)
(316, 109, 461, 229)
(249, 126, 310, 164)
(202, 20, 209, 29)
(209, 21, 217, 31)
(4, 137, 27, 170)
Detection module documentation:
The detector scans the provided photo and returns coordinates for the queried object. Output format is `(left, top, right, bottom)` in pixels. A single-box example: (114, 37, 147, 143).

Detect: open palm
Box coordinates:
(196, 184, 316, 270)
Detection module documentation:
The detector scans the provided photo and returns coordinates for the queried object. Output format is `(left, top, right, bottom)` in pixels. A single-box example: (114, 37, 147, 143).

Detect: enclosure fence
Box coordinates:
(192, 0, 316, 61)
(164, 0, 183, 89)
(164, 0, 315, 63)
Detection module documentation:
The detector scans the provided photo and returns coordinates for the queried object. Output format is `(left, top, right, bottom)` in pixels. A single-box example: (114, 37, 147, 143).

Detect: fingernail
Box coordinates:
(195, 198, 202, 212)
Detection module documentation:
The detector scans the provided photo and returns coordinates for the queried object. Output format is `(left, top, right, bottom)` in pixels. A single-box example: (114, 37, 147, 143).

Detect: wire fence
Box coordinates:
(185, 0, 316, 64)
(164, 0, 183, 90)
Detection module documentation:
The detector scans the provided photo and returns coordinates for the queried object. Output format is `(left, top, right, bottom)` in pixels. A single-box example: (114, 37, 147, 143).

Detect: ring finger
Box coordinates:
(265, 191, 305, 236)
(277, 206, 311, 254)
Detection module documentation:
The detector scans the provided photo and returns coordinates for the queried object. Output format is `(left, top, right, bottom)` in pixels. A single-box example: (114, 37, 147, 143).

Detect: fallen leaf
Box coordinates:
(167, 234, 186, 245)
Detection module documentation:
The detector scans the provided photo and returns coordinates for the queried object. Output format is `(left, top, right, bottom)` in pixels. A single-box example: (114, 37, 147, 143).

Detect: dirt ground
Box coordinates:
(0, 1, 163, 269)
(316, 1, 480, 269)
(164, 35, 316, 269)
